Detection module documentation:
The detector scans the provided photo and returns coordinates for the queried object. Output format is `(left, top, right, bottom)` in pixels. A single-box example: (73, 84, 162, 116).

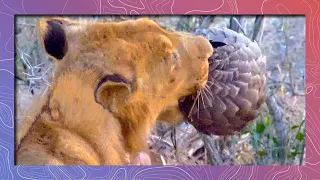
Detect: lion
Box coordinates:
(15, 17, 213, 165)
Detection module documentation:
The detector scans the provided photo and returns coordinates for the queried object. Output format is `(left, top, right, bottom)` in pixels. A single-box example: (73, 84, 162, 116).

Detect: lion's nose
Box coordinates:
(193, 36, 213, 61)
(185, 36, 213, 62)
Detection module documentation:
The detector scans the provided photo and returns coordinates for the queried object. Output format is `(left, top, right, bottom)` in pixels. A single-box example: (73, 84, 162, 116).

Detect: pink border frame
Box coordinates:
(0, 0, 318, 179)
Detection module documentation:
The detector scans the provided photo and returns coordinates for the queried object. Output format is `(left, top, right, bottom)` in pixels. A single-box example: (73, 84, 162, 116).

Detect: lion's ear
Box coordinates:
(37, 18, 71, 61)
(95, 75, 131, 112)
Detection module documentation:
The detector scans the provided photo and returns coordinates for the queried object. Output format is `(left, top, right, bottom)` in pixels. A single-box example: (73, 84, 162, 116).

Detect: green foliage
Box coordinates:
(257, 151, 267, 158)
(248, 115, 305, 165)
(256, 123, 266, 134)
(291, 125, 299, 130)
(288, 151, 301, 158)
(296, 132, 304, 141)
(264, 116, 271, 126)
(272, 137, 279, 145)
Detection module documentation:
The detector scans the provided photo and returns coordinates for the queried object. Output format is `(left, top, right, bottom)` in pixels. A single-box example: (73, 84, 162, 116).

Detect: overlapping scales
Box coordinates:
(179, 27, 266, 135)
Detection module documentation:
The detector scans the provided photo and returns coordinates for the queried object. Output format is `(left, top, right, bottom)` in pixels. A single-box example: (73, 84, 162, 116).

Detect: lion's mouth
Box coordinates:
(197, 78, 208, 90)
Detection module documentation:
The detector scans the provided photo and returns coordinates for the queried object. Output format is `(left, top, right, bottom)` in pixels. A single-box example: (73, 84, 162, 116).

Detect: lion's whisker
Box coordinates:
(188, 90, 200, 120)
(201, 89, 211, 106)
(203, 85, 214, 99)
(200, 89, 205, 109)
(197, 91, 200, 119)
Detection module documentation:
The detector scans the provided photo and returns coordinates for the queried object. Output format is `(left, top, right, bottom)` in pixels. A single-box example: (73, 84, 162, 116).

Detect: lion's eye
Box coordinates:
(171, 52, 181, 67)
(173, 52, 178, 59)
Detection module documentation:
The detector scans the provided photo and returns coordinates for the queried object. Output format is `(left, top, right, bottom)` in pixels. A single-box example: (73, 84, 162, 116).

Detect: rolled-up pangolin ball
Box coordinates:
(179, 27, 267, 136)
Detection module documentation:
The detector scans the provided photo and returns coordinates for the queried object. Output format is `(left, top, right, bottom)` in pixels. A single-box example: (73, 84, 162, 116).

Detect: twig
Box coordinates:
(15, 75, 25, 82)
(17, 23, 36, 27)
(150, 135, 174, 147)
(202, 134, 223, 165)
(17, 47, 52, 95)
(160, 155, 167, 165)
(200, 16, 214, 29)
(267, 77, 305, 96)
(229, 16, 246, 35)
(299, 129, 306, 165)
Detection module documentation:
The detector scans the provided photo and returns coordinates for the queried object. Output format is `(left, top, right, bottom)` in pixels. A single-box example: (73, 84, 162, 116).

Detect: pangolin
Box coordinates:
(179, 27, 267, 135)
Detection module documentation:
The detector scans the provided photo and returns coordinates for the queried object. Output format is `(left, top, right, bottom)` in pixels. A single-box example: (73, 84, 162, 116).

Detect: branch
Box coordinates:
(229, 16, 246, 34)
(251, 15, 264, 42)
(202, 134, 223, 165)
(200, 16, 214, 29)
(265, 88, 289, 165)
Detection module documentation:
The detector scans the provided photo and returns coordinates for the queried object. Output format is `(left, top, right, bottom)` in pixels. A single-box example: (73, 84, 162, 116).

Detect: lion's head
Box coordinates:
(38, 17, 212, 119)
(37, 17, 213, 154)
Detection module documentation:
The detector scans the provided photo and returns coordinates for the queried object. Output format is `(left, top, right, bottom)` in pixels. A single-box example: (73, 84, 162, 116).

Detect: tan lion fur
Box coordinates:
(16, 17, 213, 165)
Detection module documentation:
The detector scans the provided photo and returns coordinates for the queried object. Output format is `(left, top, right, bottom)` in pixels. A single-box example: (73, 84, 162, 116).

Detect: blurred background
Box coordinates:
(15, 15, 305, 165)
